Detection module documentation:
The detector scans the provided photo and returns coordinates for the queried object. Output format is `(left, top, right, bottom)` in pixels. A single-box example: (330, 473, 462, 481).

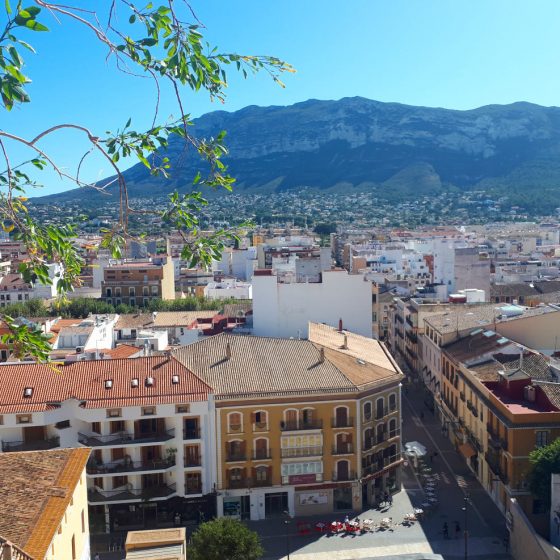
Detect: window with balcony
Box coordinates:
(228, 467, 245, 489)
(252, 410, 268, 431)
(151, 285, 159, 296)
(375, 398, 385, 420)
(389, 393, 397, 411)
(185, 472, 202, 494)
(228, 412, 243, 434)
(282, 409, 298, 430)
(184, 417, 200, 439)
(253, 465, 271, 486)
(113, 476, 128, 489)
(143, 286, 149, 296)
(334, 433, 353, 455)
(389, 418, 398, 438)
(253, 438, 270, 460)
(184, 445, 201, 467)
(129, 287, 135, 296)
(226, 440, 246, 462)
(333, 406, 351, 428)
(376, 423, 385, 444)
(334, 459, 350, 481)
(363, 428, 373, 450)
(363, 401, 372, 421)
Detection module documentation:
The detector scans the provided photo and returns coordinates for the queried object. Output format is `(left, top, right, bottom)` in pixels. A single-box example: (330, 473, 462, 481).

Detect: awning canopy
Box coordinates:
(459, 443, 477, 459)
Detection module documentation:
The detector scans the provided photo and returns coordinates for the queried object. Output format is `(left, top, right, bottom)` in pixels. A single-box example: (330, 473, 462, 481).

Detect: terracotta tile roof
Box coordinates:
(115, 311, 218, 330)
(534, 381, 560, 408)
(0, 448, 90, 560)
(490, 283, 537, 297)
(222, 302, 253, 317)
(103, 345, 143, 359)
(0, 356, 210, 413)
(173, 327, 401, 400)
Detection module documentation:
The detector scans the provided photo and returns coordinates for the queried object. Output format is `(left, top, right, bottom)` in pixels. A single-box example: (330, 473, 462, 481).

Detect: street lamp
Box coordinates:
(462, 494, 471, 560)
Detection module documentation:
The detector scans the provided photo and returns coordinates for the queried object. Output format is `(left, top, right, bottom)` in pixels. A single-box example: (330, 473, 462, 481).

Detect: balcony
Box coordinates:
(185, 481, 203, 495)
(88, 483, 176, 503)
(362, 453, 402, 477)
(280, 420, 323, 431)
(252, 477, 272, 488)
(332, 443, 354, 455)
(252, 422, 269, 433)
(225, 452, 247, 463)
(78, 429, 175, 447)
(331, 417, 354, 428)
(227, 479, 246, 490)
(387, 429, 401, 440)
(332, 469, 356, 482)
(252, 450, 272, 461)
(183, 428, 201, 440)
(87, 458, 174, 475)
(500, 437, 509, 451)
(459, 392, 466, 402)
(184, 456, 202, 468)
(1, 436, 60, 452)
(375, 408, 395, 420)
(281, 446, 323, 458)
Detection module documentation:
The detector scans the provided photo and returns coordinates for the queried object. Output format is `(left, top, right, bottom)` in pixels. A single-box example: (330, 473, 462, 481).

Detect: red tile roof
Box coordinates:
(0, 356, 210, 413)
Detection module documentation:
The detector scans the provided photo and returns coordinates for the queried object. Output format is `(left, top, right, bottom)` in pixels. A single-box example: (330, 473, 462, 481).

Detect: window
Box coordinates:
(16, 414, 31, 424)
(228, 412, 243, 433)
(115, 287, 121, 297)
(143, 287, 149, 296)
(142, 406, 156, 416)
(253, 410, 267, 430)
(375, 397, 385, 419)
(230, 467, 243, 481)
(255, 465, 269, 482)
(536, 431, 549, 448)
(56, 420, 71, 429)
(389, 393, 397, 411)
(151, 285, 159, 295)
(113, 476, 128, 488)
(176, 404, 190, 414)
(129, 287, 135, 296)
(106, 408, 122, 418)
(81, 509, 85, 533)
(71, 534, 76, 560)
(281, 461, 323, 477)
(106, 288, 112, 297)
(363, 402, 372, 421)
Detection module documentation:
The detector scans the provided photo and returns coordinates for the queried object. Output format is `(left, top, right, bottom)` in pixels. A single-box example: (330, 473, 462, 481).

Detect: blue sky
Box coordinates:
(4, 0, 560, 194)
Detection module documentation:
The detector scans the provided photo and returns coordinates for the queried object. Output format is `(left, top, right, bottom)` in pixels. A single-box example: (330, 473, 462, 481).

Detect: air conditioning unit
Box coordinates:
(76, 346, 84, 354)
(524, 385, 536, 402)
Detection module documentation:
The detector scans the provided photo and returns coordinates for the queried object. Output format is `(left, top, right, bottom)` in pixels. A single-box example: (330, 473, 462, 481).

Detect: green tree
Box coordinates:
(313, 222, 337, 236)
(528, 438, 560, 508)
(189, 518, 263, 560)
(0, 1, 293, 360)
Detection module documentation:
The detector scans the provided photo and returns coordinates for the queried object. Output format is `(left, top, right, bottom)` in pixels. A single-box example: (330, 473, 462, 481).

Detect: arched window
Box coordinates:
(376, 423, 385, 444)
(388, 444, 398, 462)
(334, 406, 349, 428)
(282, 409, 298, 431)
(302, 408, 315, 428)
(228, 467, 245, 489)
(335, 432, 352, 454)
(335, 459, 350, 481)
(252, 410, 268, 431)
(226, 440, 245, 461)
(364, 428, 373, 450)
(363, 401, 372, 421)
(254, 438, 269, 460)
(254, 465, 270, 485)
(227, 412, 242, 434)
(375, 397, 385, 420)
(389, 393, 397, 412)
(389, 418, 398, 438)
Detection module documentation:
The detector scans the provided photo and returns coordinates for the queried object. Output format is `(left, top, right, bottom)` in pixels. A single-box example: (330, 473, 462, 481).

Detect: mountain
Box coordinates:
(33, 97, 560, 204)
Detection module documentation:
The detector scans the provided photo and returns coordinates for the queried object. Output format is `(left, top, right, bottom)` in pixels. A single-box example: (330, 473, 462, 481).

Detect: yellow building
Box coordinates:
(0, 448, 91, 560)
(173, 322, 403, 520)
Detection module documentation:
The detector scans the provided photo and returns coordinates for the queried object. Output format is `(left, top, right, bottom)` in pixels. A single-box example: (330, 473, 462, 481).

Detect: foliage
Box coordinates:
(528, 438, 560, 508)
(188, 518, 263, 560)
(313, 222, 337, 235)
(0, 0, 293, 360)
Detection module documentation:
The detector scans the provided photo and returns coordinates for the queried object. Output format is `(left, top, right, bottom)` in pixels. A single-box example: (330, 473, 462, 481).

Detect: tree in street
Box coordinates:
(188, 517, 263, 560)
(528, 437, 560, 508)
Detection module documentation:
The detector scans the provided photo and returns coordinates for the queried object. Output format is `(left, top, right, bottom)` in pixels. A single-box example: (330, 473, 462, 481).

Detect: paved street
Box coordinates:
(91, 382, 512, 560)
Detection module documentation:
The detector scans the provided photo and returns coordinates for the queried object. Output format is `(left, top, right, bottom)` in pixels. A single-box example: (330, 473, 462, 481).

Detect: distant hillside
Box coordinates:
(33, 97, 560, 207)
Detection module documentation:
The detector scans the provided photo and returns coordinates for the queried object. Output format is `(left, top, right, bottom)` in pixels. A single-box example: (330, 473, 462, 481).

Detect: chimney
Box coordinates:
(519, 349, 524, 371)
(338, 318, 343, 332)
(319, 347, 325, 363)
(343, 334, 348, 349)
(226, 342, 232, 359)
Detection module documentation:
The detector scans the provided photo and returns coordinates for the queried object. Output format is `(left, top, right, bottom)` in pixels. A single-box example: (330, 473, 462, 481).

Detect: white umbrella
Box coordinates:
(405, 441, 427, 457)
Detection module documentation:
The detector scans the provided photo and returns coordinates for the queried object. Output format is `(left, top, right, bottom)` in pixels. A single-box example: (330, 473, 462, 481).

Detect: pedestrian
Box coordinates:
(384, 491, 389, 505)
(94, 554, 100, 560)
(388, 492, 393, 505)
(442, 522, 449, 539)
(344, 514, 350, 524)
(455, 521, 461, 539)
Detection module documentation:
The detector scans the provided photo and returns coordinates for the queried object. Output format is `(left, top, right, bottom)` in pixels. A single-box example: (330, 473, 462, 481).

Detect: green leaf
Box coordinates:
(24, 19, 48, 31)
(5, 0, 11, 15)
(22, 5, 40, 16)
(129, 14, 136, 23)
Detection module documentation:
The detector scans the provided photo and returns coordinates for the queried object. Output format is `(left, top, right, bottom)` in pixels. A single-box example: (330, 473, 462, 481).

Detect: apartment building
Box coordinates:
(101, 258, 175, 306)
(439, 334, 560, 537)
(0, 448, 90, 560)
(172, 323, 404, 520)
(0, 356, 215, 533)
(252, 269, 372, 338)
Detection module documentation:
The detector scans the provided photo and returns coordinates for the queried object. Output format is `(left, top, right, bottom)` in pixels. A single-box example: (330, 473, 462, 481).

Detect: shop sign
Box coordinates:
(289, 474, 317, 485)
(298, 492, 328, 505)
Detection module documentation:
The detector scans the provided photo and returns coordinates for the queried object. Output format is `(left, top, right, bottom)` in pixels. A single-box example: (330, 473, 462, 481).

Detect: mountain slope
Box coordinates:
(33, 97, 560, 203)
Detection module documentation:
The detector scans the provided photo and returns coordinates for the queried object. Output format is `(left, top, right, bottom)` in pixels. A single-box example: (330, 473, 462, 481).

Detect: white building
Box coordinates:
(204, 279, 252, 300)
(252, 269, 372, 338)
(0, 356, 216, 532)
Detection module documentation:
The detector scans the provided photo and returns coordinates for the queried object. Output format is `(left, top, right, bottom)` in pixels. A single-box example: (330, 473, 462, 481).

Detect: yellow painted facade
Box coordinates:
(45, 470, 90, 560)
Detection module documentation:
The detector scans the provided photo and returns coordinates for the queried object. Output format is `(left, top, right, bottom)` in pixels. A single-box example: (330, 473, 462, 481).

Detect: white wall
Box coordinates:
(252, 270, 372, 338)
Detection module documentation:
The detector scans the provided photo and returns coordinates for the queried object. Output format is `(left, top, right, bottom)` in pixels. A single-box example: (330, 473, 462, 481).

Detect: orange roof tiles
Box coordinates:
(0, 356, 211, 413)
(0, 448, 90, 560)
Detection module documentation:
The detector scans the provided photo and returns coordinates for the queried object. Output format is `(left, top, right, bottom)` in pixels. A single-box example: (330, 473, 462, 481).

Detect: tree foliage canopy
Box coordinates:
(0, 0, 292, 360)
(188, 517, 263, 560)
(528, 437, 560, 508)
